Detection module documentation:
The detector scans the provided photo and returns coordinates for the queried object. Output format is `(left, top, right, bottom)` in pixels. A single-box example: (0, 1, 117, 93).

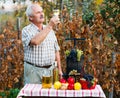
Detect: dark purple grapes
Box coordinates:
(67, 49, 77, 62)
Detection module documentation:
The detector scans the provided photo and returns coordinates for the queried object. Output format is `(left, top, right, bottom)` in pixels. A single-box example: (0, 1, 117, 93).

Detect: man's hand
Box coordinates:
(48, 16, 60, 28)
(59, 70, 63, 79)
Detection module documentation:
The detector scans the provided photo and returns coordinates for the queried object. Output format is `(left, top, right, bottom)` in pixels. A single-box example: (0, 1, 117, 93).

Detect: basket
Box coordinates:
(79, 63, 97, 89)
(80, 78, 97, 89)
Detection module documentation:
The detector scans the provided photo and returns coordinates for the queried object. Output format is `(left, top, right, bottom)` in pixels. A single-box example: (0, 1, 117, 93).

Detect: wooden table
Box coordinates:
(17, 84, 106, 98)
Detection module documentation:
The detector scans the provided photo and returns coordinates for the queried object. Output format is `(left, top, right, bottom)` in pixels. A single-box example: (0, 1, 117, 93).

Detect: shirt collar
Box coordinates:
(30, 23, 46, 32)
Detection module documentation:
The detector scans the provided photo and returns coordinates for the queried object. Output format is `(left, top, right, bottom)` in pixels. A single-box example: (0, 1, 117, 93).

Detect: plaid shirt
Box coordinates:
(22, 23, 60, 66)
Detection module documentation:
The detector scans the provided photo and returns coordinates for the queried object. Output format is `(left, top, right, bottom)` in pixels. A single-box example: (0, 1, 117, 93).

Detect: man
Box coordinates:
(22, 3, 63, 84)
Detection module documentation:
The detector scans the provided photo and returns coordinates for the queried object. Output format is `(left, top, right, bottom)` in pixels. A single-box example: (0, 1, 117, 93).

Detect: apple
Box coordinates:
(67, 77, 75, 84)
(60, 78, 66, 83)
(80, 78, 88, 89)
(68, 83, 74, 90)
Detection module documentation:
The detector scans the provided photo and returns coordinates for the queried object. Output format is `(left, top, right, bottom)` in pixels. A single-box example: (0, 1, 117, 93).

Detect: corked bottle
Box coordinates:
(53, 61, 59, 83)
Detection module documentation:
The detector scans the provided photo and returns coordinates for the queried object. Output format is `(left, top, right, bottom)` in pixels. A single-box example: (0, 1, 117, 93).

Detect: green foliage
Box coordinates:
(7, 88, 20, 98)
(100, 9, 106, 19)
(100, 0, 120, 42)
(0, 92, 6, 98)
(0, 88, 20, 98)
(42, 1, 56, 18)
(82, 0, 95, 24)
(82, 11, 94, 24)
(64, 0, 76, 14)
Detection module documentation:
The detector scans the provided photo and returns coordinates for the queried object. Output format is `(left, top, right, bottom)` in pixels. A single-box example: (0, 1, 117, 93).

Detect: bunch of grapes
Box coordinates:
(83, 74, 93, 81)
(76, 49, 83, 61)
(65, 50, 70, 57)
(65, 49, 83, 62)
(67, 49, 77, 62)
(83, 74, 96, 88)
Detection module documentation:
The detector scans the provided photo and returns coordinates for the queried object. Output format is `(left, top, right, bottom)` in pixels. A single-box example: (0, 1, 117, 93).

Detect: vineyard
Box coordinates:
(0, 0, 120, 98)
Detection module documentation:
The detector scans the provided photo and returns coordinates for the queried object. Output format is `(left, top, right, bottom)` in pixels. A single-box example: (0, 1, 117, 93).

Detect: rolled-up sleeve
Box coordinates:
(54, 37, 60, 51)
(22, 28, 33, 47)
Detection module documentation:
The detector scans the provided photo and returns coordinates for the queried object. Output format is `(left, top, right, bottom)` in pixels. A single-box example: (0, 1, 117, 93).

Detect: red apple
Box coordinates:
(67, 77, 75, 84)
(68, 83, 74, 90)
(60, 78, 66, 83)
(80, 78, 88, 89)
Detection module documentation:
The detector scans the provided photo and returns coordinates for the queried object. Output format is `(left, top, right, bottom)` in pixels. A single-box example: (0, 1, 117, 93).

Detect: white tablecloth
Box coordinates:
(17, 84, 106, 98)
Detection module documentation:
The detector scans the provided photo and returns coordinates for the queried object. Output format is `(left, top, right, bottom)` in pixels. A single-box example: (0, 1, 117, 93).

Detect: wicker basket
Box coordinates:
(80, 78, 97, 89)
(79, 63, 97, 89)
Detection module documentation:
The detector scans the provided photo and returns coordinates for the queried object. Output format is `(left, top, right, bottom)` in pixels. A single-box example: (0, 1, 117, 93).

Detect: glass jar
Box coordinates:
(42, 70, 52, 88)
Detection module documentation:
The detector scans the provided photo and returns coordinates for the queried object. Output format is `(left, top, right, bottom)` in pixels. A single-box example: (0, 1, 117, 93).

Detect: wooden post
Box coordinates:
(60, 0, 63, 22)
(108, 52, 116, 98)
(109, 84, 114, 98)
(74, 0, 77, 12)
(17, 17, 20, 39)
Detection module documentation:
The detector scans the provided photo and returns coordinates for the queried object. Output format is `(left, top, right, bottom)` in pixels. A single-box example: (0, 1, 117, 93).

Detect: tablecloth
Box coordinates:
(17, 84, 106, 98)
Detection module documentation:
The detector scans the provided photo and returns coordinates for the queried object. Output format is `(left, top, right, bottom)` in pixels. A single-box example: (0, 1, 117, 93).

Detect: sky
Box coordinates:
(0, 0, 31, 12)
(0, 0, 55, 13)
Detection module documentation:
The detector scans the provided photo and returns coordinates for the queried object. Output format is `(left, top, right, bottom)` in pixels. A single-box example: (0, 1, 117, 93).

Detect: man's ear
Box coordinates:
(29, 16, 34, 21)
(29, 16, 33, 21)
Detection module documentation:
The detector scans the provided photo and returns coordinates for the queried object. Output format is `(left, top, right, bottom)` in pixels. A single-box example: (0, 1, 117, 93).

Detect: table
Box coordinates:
(17, 84, 106, 98)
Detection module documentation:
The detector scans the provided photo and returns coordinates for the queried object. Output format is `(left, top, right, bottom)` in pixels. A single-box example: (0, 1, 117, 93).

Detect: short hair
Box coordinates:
(26, 4, 40, 17)
(26, 4, 34, 17)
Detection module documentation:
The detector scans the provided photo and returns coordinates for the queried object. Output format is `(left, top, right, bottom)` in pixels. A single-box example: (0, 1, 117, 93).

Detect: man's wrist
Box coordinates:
(58, 68, 63, 75)
(47, 25, 52, 30)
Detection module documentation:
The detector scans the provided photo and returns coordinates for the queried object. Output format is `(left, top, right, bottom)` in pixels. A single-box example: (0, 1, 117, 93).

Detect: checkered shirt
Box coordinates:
(22, 23, 60, 66)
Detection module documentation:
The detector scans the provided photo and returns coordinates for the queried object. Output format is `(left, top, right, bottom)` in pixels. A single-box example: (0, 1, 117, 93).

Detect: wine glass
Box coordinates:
(53, 9, 59, 16)
(53, 9, 60, 31)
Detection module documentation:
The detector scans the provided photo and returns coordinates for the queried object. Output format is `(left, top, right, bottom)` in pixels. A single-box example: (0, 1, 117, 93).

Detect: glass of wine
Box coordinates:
(53, 9, 60, 17)
(42, 70, 52, 88)
(53, 9, 60, 31)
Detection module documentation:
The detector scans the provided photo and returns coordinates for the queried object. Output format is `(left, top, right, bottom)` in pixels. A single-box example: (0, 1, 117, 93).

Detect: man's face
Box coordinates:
(31, 5, 44, 24)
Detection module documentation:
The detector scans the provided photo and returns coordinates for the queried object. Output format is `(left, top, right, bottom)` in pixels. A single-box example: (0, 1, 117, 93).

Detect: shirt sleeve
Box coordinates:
(54, 34, 60, 51)
(22, 28, 33, 47)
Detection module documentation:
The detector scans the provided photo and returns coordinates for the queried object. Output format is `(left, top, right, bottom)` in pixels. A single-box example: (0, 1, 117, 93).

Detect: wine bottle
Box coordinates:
(53, 61, 59, 83)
